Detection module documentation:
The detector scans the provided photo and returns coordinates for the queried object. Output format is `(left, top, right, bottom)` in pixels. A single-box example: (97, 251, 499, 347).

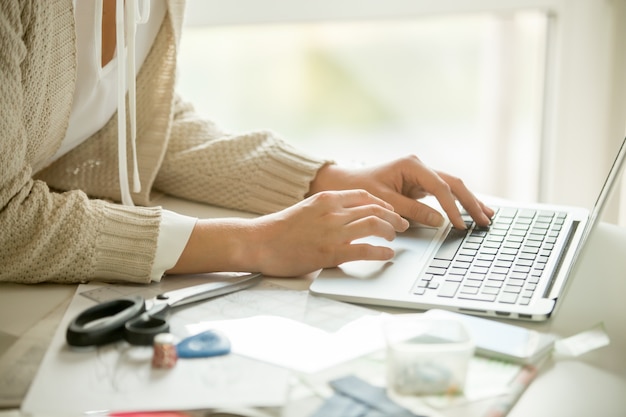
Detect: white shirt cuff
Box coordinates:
(150, 209, 197, 282)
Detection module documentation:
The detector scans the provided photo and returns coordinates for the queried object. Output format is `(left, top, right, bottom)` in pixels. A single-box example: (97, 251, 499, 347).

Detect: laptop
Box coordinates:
(310, 137, 626, 321)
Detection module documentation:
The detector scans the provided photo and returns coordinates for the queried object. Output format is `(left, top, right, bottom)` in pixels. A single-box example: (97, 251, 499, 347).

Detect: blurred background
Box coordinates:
(176, 0, 626, 223)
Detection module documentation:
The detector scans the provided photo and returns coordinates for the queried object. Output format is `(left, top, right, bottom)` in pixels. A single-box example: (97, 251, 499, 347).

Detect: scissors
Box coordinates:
(66, 273, 261, 347)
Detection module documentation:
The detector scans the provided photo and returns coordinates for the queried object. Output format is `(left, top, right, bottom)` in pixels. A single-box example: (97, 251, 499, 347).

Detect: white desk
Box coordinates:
(1, 196, 625, 416)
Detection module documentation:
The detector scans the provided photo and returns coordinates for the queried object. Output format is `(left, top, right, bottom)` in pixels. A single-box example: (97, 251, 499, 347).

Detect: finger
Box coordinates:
(337, 189, 395, 211)
(437, 172, 493, 226)
(331, 243, 395, 266)
(480, 201, 496, 218)
(475, 199, 496, 221)
(342, 204, 409, 232)
(389, 194, 450, 228)
(422, 181, 468, 229)
(390, 158, 467, 229)
(343, 215, 400, 242)
(312, 189, 396, 216)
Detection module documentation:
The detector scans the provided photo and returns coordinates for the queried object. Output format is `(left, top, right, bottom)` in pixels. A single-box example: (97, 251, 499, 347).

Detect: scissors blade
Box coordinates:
(152, 272, 262, 309)
(123, 273, 262, 346)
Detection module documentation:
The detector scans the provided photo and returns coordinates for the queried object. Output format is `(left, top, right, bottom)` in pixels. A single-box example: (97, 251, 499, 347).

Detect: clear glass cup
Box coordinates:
(383, 315, 474, 396)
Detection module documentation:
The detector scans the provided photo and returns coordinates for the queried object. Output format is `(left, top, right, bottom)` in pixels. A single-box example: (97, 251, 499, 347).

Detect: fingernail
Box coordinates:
(427, 212, 445, 227)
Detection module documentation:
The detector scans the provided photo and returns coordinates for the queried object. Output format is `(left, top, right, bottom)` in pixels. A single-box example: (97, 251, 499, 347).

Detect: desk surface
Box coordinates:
(1, 196, 625, 416)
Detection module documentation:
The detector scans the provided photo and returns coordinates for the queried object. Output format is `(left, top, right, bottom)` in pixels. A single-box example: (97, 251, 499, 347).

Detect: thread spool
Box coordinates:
(152, 333, 178, 369)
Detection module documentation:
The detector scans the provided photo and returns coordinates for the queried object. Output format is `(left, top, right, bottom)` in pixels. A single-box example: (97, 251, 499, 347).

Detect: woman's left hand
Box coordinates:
(308, 155, 494, 230)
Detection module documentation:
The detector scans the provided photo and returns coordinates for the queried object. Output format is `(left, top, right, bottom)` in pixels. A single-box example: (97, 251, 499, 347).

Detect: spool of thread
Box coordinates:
(152, 333, 178, 369)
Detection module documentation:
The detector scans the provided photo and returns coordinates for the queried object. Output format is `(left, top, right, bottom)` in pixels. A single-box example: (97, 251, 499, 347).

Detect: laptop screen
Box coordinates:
(577, 137, 626, 259)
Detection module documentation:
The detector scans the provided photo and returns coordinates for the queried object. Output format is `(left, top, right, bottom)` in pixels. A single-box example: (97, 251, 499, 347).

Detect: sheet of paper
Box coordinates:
(21, 276, 378, 415)
(187, 314, 387, 373)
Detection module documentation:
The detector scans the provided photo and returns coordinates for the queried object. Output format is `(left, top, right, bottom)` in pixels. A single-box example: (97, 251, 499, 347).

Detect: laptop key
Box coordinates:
(438, 281, 460, 298)
(429, 259, 451, 269)
(485, 278, 504, 287)
(464, 279, 482, 287)
(449, 267, 468, 276)
(481, 286, 500, 295)
(518, 252, 536, 261)
(416, 280, 429, 288)
(509, 271, 528, 280)
(456, 254, 475, 263)
(444, 274, 464, 282)
(460, 285, 479, 294)
(498, 208, 517, 217)
(478, 253, 496, 261)
(499, 292, 519, 304)
(432, 228, 468, 261)
(518, 209, 536, 218)
(425, 266, 447, 275)
(458, 292, 498, 302)
(459, 248, 478, 257)
(463, 242, 481, 250)
(503, 285, 522, 293)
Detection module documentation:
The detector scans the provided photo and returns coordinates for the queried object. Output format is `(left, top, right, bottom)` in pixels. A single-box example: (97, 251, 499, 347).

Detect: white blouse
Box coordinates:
(57, 0, 196, 281)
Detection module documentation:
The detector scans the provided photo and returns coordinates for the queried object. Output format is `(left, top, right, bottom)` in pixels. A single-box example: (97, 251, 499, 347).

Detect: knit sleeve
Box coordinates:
(0, 183, 163, 284)
(0, 1, 161, 284)
(153, 96, 331, 215)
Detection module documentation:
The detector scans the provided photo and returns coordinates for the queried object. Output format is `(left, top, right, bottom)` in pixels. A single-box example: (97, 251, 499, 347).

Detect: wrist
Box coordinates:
(167, 218, 262, 274)
(307, 162, 344, 196)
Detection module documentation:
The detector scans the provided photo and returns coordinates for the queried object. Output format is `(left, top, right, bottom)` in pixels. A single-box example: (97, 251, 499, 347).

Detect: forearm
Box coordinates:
(166, 218, 262, 275)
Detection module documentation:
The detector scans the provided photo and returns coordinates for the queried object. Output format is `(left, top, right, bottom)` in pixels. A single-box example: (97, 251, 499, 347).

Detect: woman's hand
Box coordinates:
(308, 156, 494, 229)
(168, 189, 409, 277)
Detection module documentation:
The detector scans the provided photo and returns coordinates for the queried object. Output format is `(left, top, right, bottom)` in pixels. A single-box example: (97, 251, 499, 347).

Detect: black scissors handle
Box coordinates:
(123, 310, 171, 346)
(66, 296, 145, 347)
(66, 273, 262, 348)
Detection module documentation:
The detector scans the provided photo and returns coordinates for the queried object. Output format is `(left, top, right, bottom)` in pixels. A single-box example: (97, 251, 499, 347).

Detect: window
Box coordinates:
(178, 0, 626, 222)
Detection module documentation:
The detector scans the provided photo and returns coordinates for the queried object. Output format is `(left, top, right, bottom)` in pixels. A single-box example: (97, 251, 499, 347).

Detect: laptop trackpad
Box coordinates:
(333, 226, 438, 280)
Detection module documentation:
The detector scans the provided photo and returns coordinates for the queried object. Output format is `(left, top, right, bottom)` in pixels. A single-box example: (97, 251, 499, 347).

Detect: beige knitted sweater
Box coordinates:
(0, 0, 327, 284)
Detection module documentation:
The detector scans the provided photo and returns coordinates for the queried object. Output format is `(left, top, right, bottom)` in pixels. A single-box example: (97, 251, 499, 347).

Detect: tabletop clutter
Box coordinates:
(153, 313, 475, 416)
(19, 276, 609, 417)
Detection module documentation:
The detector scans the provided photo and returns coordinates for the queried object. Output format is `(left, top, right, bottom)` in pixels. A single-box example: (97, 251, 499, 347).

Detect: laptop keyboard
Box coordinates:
(413, 208, 568, 305)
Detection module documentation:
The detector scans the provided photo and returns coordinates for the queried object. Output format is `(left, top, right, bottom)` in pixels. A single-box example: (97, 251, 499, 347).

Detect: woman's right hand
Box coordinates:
(167, 190, 410, 277)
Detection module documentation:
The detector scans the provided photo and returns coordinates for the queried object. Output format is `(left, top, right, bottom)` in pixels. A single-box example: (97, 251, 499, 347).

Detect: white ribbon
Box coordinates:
(116, 0, 151, 206)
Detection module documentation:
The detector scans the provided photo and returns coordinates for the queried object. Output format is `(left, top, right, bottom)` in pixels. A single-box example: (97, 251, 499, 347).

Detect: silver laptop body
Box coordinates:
(310, 138, 626, 321)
